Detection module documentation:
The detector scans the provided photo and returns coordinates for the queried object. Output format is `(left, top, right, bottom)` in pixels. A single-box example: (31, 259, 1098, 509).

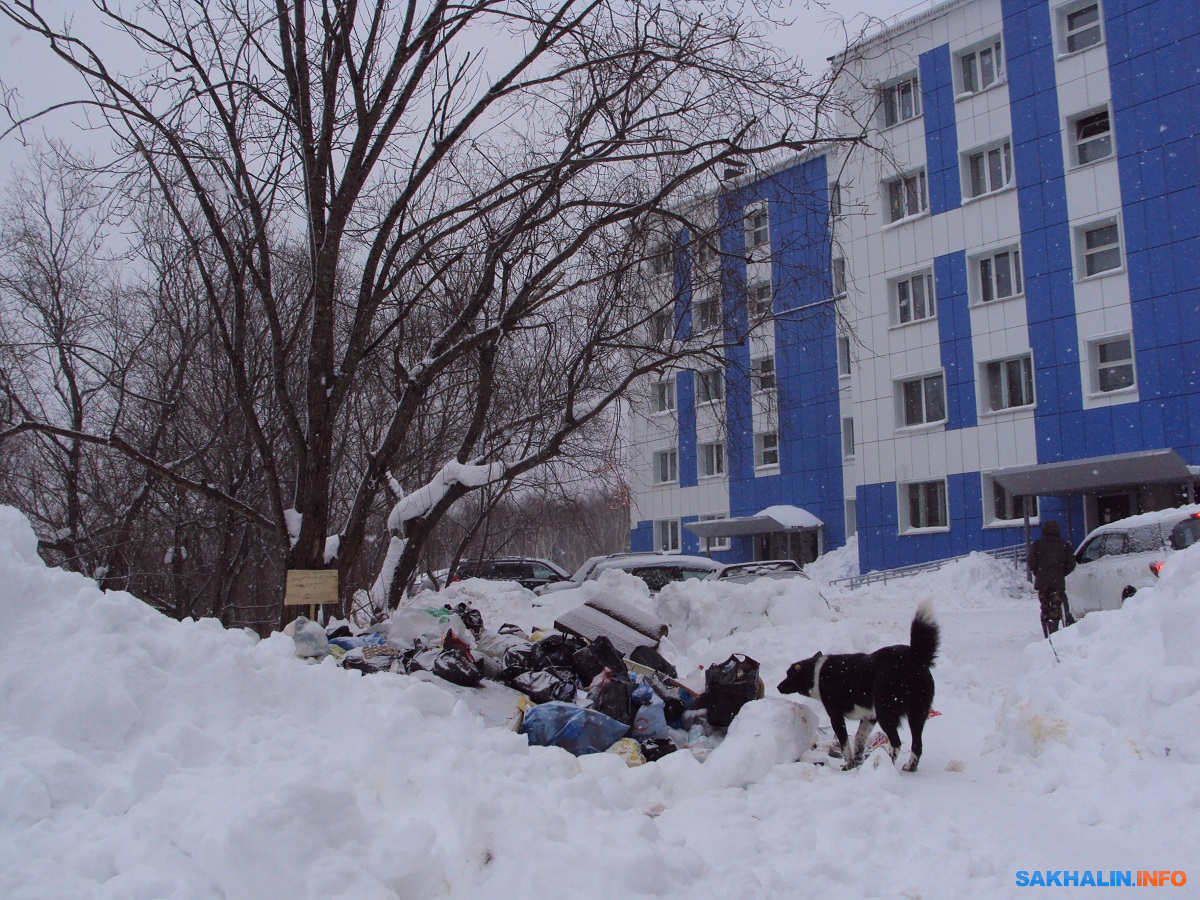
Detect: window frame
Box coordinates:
(842, 416, 856, 459)
(880, 73, 922, 129)
(832, 256, 847, 297)
(897, 371, 947, 429)
(1087, 333, 1136, 395)
(962, 138, 1014, 200)
(972, 245, 1024, 305)
(830, 180, 844, 219)
(748, 280, 773, 319)
(891, 269, 936, 326)
(652, 448, 679, 485)
(649, 240, 673, 278)
(1057, 0, 1104, 56)
(956, 37, 1005, 97)
(650, 376, 676, 414)
(884, 168, 929, 224)
(698, 441, 727, 479)
(837, 335, 852, 378)
(697, 513, 730, 552)
(984, 475, 1040, 526)
(751, 355, 776, 393)
(981, 353, 1036, 414)
(745, 204, 770, 250)
(696, 367, 725, 405)
(754, 431, 780, 469)
(653, 518, 681, 553)
(901, 480, 949, 532)
(1069, 107, 1114, 167)
(1075, 218, 1123, 280)
(692, 293, 720, 334)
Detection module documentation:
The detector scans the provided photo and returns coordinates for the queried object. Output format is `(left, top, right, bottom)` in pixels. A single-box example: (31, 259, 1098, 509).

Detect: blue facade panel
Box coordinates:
(676, 370, 698, 488)
(935, 252, 976, 430)
(921, 45, 962, 215)
(630, 520, 653, 553)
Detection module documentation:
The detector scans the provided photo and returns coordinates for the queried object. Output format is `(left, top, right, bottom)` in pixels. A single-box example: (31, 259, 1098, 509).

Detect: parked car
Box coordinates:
(1066, 504, 1200, 617)
(707, 560, 810, 584)
(1150, 511, 1200, 577)
(450, 557, 569, 592)
(585, 553, 722, 592)
(535, 551, 668, 595)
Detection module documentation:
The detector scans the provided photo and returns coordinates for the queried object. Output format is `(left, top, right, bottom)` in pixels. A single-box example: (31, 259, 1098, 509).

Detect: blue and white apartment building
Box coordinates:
(627, 0, 1200, 573)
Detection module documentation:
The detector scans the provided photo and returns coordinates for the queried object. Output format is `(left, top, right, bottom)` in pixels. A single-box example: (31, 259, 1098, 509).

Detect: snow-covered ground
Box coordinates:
(2, 504, 1198, 897)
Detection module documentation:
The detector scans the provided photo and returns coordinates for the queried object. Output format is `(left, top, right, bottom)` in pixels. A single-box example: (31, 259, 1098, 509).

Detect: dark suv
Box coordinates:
(452, 557, 569, 592)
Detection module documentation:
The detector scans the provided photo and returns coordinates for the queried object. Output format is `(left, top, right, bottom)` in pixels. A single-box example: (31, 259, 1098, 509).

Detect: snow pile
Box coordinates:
(986, 543, 1200, 769)
(804, 533, 859, 583)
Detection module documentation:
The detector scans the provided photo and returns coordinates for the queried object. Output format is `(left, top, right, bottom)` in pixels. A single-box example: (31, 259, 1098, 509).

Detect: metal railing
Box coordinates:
(830, 542, 1027, 590)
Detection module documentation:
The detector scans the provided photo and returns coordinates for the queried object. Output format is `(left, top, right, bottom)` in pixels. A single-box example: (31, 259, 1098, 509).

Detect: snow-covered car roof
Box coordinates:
(586, 554, 721, 577)
(708, 560, 810, 583)
(1076, 503, 1200, 545)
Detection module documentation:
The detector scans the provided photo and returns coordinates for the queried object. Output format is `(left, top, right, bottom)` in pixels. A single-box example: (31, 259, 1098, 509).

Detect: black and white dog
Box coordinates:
(777, 603, 940, 772)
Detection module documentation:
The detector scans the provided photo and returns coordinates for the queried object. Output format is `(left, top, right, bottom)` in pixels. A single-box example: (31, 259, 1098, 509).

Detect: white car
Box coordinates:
(1066, 504, 1200, 618)
(585, 553, 722, 592)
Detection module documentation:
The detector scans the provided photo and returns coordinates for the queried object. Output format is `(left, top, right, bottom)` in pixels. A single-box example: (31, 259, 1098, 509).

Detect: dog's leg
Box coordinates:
(851, 718, 875, 766)
(878, 717, 902, 765)
(903, 708, 926, 773)
(827, 716, 854, 769)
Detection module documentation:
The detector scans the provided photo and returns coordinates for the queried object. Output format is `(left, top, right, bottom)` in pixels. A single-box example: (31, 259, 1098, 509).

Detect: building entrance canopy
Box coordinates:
(684, 504, 823, 539)
(990, 448, 1195, 498)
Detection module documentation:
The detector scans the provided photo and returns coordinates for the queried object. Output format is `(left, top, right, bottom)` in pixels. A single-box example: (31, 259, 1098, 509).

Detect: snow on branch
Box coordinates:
(386, 460, 508, 533)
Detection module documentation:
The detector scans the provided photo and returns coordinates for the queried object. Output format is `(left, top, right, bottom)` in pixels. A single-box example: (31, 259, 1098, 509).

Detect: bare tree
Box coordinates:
(1, 0, 863, 619)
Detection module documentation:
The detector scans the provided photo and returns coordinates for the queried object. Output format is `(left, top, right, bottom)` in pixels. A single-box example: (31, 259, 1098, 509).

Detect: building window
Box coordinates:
(693, 295, 719, 333)
(842, 417, 855, 459)
(958, 38, 1004, 95)
(654, 519, 680, 553)
(1070, 108, 1113, 166)
(845, 498, 858, 538)
(903, 480, 948, 530)
(964, 139, 1013, 199)
(898, 372, 946, 427)
(1077, 219, 1122, 278)
(699, 441, 726, 478)
(885, 169, 928, 223)
(983, 354, 1035, 412)
(830, 180, 844, 218)
(837, 335, 852, 377)
(650, 310, 673, 344)
(880, 73, 922, 128)
(832, 256, 847, 297)
(751, 355, 776, 392)
(975, 247, 1023, 304)
(755, 431, 779, 468)
(987, 477, 1038, 524)
(1059, 0, 1103, 55)
(696, 368, 724, 404)
(651, 377, 675, 413)
(892, 270, 936, 324)
(1088, 334, 1135, 394)
(748, 281, 772, 318)
(746, 205, 770, 249)
(692, 233, 717, 271)
(649, 241, 672, 277)
(698, 513, 730, 551)
(653, 448, 678, 484)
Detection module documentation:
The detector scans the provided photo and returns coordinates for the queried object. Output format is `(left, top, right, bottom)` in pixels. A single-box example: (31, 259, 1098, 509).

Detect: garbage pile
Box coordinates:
(289, 598, 766, 765)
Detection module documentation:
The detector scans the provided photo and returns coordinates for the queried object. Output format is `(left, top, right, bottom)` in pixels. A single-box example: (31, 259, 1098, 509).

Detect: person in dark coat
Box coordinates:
(1027, 519, 1077, 637)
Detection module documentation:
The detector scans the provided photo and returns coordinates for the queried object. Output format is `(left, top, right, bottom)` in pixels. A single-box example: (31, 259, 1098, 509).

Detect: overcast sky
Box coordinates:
(0, 0, 928, 185)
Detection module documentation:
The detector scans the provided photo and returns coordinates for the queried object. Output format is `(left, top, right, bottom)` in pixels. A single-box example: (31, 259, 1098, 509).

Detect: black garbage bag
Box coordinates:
(499, 645, 538, 681)
(509, 666, 578, 703)
(402, 647, 443, 675)
(498, 623, 528, 637)
(453, 602, 485, 637)
(572, 635, 628, 685)
(704, 654, 761, 727)
(638, 737, 678, 762)
(532, 633, 585, 670)
(587, 670, 637, 726)
(433, 649, 483, 687)
(630, 645, 677, 678)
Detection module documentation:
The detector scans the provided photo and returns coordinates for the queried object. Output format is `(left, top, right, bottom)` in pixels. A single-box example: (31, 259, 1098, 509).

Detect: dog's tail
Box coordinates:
(910, 601, 940, 669)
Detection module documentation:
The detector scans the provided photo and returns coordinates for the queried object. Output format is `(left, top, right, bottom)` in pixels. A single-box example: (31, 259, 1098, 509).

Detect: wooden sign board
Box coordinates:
(285, 569, 339, 621)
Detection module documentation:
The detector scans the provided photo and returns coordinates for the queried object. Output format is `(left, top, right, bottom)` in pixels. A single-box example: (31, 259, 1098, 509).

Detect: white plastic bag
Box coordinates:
(292, 616, 330, 658)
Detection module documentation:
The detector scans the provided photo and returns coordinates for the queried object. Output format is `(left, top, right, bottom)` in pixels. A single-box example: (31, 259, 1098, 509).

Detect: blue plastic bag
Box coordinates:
(631, 701, 669, 741)
(520, 702, 630, 755)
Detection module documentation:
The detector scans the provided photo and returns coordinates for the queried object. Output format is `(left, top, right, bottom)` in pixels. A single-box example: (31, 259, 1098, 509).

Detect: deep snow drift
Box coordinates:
(1, 505, 1198, 897)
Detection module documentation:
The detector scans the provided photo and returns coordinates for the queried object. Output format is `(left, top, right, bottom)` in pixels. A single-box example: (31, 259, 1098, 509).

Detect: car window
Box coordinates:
(631, 566, 675, 592)
(1100, 533, 1129, 556)
(1127, 524, 1164, 553)
(1171, 518, 1200, 550)
(1079, 536, 1106, 562)
(679, 568, 714, 581)
(530, 563, 558, 580)
(492, 562, 533, 580)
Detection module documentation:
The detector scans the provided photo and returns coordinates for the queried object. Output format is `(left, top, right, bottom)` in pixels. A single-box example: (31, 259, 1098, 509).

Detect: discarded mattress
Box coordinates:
(553, 596, 667, 658)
